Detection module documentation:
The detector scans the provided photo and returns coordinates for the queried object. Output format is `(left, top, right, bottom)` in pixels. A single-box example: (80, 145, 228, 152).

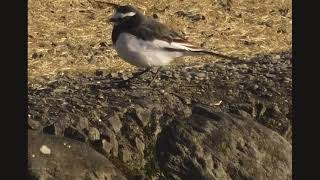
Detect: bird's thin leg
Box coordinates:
(135, 67, 152, 77)
(131, 67, 151, 80)
(148, 66, 163, 86)
(117, 67, 151, 84)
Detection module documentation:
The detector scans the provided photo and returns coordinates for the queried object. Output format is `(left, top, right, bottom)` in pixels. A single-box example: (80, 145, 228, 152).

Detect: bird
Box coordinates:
(107, 3, 241, 84)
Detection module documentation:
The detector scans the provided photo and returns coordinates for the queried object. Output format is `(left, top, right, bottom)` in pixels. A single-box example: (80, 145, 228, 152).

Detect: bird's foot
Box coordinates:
(110, 68, 152, 88)
(148, 66, 163, 87)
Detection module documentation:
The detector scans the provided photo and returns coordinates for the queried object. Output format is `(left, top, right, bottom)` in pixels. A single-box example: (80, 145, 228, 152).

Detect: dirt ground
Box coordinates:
(28, 0, 292, 85)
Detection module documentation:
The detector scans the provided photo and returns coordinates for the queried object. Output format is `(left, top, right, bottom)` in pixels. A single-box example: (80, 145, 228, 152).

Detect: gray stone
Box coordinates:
(275, 55, 281, 60)
(196, 72, 207, 78)
(273, 104, 282, 115)
(64, 126, 87, 142)
(28, 52, 292, 179)
(157, 107, 292, 180)
(257, 102, 267, 118)
(102, 127, 119, 157)
(28, 130, 127, 180)
(88, 127, 100, 141)
(283, 77, 292, 82)
(76, 117, 89, 130)
(28, 119, 42, 130)
(173, 73, 180, 79)
(266, 73, 276, 78)
(238, 110, 251, 119)
(238, 64, 249, 69)
(135, 106, 151, 127)
(101, 139, 113, 155)
(119, 146, 132, 163)
(108, 115, 122, 133)
(135, 137, 145, 154)
(110, 72, 119, 78)
(43, 123, 64, 136)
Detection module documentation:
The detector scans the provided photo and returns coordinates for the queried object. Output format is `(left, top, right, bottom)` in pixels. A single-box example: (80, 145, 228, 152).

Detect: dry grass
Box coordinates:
(28, 0, 292, 85)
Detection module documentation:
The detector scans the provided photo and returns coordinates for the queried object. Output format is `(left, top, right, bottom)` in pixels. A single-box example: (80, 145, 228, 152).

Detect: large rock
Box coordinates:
(28, 53, 292, 179)
(156, 105, 292, 180)
(28, 130, 127, 180)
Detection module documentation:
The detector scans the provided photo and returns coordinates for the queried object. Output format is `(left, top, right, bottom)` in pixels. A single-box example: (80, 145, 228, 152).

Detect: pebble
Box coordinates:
(196, 73, 207, 78)
(283, 77, 292, 83)
(28, 119, 41, 130)
(40, 145, 51, 155)
(135, 137, 145, 154)
(273, 105, 282, 115)
(238, 64, 249, 69)
(121, 74, 129, 80)
(102, 139, 113, 155)
(108, 115, 123, 133)
(275, 67, 281, 72)
(238, 110, 251, 119)
(120, 147, 132, 163)
(257, 103, 267, 117)
(135, 107, 151, 127)
(43, 123, 61, 135)
(248, 75, 255, 81)
(88, 127, 100, 141)
(110, 73, 118, 78)
(164, 70, 172, 75)
(215, 64, 226, 70)
(265, 73, 276, 78)
(261, 64, 268, 69)
(95, 70, 104, 76)
(275, 55, 281, 60)
(97, 94, 104, 100)
(213, 100, 223, 106)
(173, 73, 180, 79)
(151, 68, 159, 73)
(184, 98, 192, 105)
(64, 127, 87, 142)
(77, 117, 89, 130)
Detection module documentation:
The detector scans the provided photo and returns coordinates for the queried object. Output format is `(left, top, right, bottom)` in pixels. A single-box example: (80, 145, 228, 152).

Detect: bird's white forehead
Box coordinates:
(112, 11, 136, 19)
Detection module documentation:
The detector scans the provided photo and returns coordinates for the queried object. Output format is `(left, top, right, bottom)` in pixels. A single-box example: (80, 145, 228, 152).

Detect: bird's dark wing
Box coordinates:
(133, 18, 190, 43)
(131, 18, 243, 61)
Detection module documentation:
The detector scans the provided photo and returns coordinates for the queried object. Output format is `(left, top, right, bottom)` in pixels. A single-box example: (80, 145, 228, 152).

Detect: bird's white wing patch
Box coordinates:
(152, 39, 203, 52)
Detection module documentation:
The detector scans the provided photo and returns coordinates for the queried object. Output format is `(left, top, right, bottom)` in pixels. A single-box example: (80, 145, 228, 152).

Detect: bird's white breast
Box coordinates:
(114, 33, 184, 68)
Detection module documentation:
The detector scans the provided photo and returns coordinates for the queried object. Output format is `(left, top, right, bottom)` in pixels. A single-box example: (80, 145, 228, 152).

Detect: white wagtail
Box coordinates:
(107, 3, 240, 83)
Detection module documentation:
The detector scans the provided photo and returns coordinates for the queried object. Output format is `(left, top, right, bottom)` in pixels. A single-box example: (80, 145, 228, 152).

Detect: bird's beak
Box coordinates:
(109, 17, 118, 23)
(105, 2, 120, 24)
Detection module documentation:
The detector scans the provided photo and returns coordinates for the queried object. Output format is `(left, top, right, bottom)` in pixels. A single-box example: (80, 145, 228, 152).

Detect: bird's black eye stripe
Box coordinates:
(120, 16, 132, 21)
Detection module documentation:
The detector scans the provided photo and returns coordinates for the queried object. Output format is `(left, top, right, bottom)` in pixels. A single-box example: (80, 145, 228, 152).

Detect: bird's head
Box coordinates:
(109, 5, 143, 26)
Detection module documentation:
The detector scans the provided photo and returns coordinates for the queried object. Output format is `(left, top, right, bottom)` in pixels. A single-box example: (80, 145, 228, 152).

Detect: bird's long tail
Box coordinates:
(195, 50, 243, 61)
(162, 43, 243, 61)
